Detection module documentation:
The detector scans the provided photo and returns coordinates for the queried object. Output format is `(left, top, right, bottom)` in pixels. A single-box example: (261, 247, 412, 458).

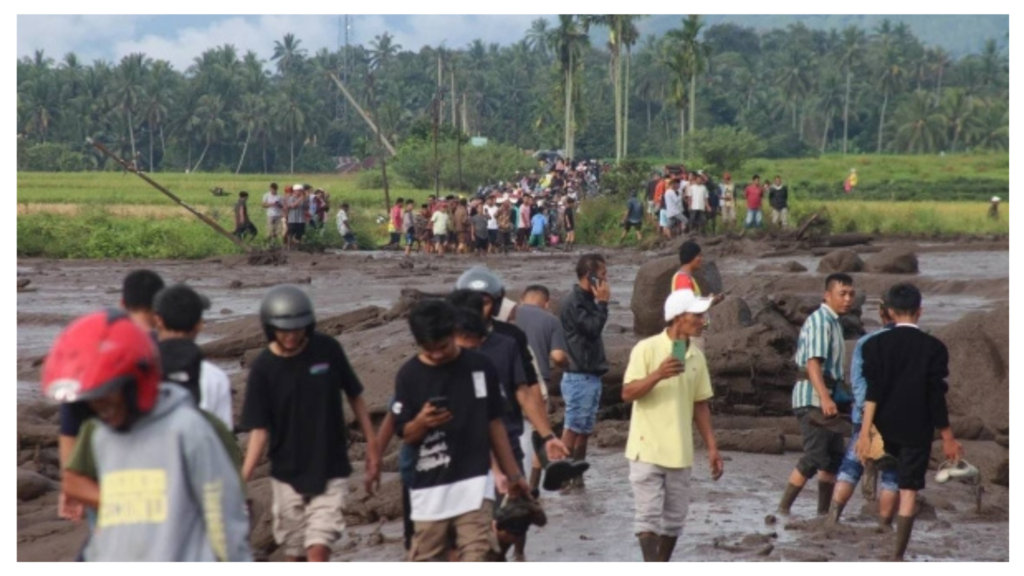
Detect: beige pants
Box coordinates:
(409, 500, 497, 562)
(771, 207, 789, 228)
(271, 477, 347, 557)
(721, 204, 736, 223)
(629, 460, 691, 537)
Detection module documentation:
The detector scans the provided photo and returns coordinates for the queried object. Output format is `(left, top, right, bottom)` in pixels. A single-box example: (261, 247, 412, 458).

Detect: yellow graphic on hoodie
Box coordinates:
(98, 469, 168, 527)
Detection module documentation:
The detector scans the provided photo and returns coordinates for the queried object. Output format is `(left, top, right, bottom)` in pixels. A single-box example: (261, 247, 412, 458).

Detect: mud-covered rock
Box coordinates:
(17, 468, 58, 501)
(816, 249, 864, 274)
(593, 420, 630, 448)
(710, 429, 785, 455)
(865, 246, 919, 274)
(753, 261, 808, 274)
(631, 256, 723, 337)
(707, 297, 754, 335)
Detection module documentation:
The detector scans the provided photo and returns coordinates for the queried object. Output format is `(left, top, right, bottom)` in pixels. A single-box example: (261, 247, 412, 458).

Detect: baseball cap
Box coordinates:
(293, 183, 305, 191)
(992, 196, 1001, 202)
(664, 290, 713, 322)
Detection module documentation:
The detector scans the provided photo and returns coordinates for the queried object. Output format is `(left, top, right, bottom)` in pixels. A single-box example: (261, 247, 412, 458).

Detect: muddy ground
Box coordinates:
(16, 234, 1009, 561)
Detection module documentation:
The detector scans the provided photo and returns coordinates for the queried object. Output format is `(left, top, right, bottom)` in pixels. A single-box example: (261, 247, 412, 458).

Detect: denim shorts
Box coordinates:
(838, 424, 899, 493)
(561, 372, 603, 434)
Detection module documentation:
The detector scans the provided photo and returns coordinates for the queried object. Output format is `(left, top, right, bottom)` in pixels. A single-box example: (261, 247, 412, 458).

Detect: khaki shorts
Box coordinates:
(409, 500, 497, 562)
(629, 460, 691, 537)
(271, 477, 347, 557)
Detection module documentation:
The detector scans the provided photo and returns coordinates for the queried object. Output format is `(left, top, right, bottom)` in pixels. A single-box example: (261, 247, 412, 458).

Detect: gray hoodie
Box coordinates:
(84, 384, 252, 562)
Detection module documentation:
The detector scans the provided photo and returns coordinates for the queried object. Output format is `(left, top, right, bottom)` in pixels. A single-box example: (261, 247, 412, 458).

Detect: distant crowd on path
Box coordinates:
(638, 167, 791, 241)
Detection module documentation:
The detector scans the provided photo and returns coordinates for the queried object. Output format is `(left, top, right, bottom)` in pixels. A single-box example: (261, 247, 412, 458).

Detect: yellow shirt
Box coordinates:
(624, 331, 714, 469)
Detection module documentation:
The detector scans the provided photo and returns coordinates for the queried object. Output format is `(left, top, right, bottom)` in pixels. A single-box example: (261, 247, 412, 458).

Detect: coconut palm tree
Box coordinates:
(233, 94, 265, 173)
(658, 35, 689, 159)
(113, 53, 149, 161)
(525, 18, 551, 56)
(816, 72, 845, 153)
(547, 15, 590, 160)
(837, 25, 866, 154)
(582, 15, 643, 162)
(893, 90, 946, 153)
(272, 33, 307, 77)
(964, 99, 1007, 151)
(941, 88, 975, 152)
(190, 94, 225, 172)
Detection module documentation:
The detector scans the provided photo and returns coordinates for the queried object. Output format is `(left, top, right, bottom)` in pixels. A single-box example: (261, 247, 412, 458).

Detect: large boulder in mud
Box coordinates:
(704, 323, 799, 416)
(933, 304, 1009, 436)
(752, 261, 808, 274)
(17, 468, 58, 501)
(865, 246, 919, 274)
(631, 256, 723, 338)
(706, 296, 754, 335)
(816, 249, 864, 274)
(599, 344, 635, 407)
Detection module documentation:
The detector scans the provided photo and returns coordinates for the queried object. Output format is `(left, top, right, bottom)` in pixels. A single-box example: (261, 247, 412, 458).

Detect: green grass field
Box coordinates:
(16, 153, 1010, 259)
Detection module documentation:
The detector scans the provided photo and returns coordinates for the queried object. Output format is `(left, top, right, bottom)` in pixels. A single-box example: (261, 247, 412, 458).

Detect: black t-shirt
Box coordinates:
(491, 320, 540, 386)
(241, 332, 364, 495)
(158, 338, 203, 405)
(646, 179, 659, 201)
(477, 332, 528, 439)
(393, 349, 505, 520)
(564, 206, 576, 229)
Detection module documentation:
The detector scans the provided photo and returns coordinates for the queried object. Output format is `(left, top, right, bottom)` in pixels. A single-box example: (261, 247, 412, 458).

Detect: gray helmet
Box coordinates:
(455, 266, 505, 302)
(260, 285, 315, 341)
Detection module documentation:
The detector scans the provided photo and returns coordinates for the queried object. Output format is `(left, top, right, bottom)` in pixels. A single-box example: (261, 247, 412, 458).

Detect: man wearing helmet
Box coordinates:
(48, 310, 252, 561)
(240, 285, 379, 562)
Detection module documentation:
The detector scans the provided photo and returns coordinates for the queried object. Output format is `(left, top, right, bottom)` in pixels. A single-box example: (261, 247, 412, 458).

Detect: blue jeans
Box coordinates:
(838, 424, 899, 493)
(561, 372, 603, 434)
(745, 208, 763, 228)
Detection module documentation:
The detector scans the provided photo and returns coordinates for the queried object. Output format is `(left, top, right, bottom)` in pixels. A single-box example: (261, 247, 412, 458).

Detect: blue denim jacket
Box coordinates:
(849, 324, 894, 424)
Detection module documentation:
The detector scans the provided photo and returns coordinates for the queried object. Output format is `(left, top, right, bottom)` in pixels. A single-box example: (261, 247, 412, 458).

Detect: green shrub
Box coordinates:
(391, 140, 536, 190)
(601, 159, 653, 196)
(689, 126, 767, 174)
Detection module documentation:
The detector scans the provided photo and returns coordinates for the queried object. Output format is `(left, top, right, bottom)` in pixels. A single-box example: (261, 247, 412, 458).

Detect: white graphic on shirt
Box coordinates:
(472, 371, 487, 398)
(417, 430, 452, 472)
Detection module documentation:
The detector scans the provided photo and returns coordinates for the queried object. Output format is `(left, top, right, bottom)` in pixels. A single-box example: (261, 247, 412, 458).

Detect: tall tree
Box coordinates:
(271, 33, 307, 77)
(837, 25, 866, 154)
(113, 53, 149, 162)
(548, 15, 590, 159)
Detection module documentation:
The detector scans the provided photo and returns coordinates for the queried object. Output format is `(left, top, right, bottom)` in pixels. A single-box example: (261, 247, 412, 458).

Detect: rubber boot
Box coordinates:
(777, 482, 803, 515)
(826, 500, 846, 525)
(861, 460, 878, 502)
(877, 514, 894, 532)
(817, 481, 836, 515)
(656, 535, 678, 562)
(637, 532, 660, 562)
(893, 515, 915, 561)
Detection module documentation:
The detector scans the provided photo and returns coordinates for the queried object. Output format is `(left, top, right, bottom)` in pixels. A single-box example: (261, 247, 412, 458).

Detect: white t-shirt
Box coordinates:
(199, 360, 233, 430)
(336, 209, 350, 236)
(262, 192, 284, 218)
(689, 184, 709, 211)
(665, 189, 683, 218)
(431, 210, 450, 235)
(486, 205, 499, 230)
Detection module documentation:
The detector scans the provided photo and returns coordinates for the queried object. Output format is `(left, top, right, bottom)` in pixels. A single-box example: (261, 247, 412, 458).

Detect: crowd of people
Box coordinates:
(43, 234, 968, 562)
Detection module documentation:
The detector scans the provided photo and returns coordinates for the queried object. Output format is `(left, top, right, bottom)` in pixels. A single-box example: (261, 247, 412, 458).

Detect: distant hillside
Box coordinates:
(633, 15, 1008, 57)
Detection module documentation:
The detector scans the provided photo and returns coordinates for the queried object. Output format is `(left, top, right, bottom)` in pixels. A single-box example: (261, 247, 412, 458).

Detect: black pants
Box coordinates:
(233, 221, 258, 240)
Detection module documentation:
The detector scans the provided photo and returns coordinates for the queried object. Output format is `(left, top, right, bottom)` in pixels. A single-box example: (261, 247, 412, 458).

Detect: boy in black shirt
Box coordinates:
(857, 283, 963, 561)
(562, 197, 577, 251)
(394, 300, 529, 562)
(241, 285, 379, 562)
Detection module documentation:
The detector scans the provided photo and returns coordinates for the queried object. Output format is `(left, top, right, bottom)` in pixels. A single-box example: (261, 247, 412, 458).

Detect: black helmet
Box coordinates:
(260, 285, 316, 341)
(455, 266, 505, 302)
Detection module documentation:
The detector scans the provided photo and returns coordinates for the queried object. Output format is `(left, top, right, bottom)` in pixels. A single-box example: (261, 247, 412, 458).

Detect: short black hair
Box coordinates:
(153, 284, 208, 332)
(752, 174, 760, 181)
(575, 253, 606, 280)
(395, 197, 404, 204)
(883, 283, 922, 315)
(406, 199, 415, 205)
(408, 300, 456, 346)
(522, 284, 550, 301)
(460, 198, 468, 206)
(270, 182, 278, 190)
(678, 240, 702, 265)
(341, 203, 350, 210)
(825, 273, 854, 291)
(122, 269, 165, 311)
(453, 307, 488, 338)
(239, 191, 249, 198)
(446, 289, 486, 316)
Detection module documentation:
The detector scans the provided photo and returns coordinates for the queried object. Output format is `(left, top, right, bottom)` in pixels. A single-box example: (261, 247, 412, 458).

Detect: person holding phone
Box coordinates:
(621, 289, 722, 562)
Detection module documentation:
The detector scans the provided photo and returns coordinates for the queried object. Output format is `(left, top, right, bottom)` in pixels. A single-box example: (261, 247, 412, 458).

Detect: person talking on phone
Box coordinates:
(621, 289, 723, 562)
(558, 254, 611, 489)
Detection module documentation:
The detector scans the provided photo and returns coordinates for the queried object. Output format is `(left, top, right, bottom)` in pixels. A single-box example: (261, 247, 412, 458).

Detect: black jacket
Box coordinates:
(768, 185, 789, 210)
(559, 285, 609, 375)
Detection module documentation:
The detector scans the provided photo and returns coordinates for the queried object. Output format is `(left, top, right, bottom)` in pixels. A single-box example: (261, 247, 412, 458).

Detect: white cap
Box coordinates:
(992, 196, 1001, 202)
(664, 289, 713, 322)
(293, 183, 305, 191)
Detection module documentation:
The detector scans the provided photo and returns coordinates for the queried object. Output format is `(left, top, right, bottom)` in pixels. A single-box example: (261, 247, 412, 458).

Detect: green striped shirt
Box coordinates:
(791, 304, 845, 409)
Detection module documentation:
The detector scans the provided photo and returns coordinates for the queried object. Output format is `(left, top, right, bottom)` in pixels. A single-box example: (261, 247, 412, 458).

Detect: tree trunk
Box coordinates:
(127, 112, 137, 161)
(820, 109, 831, 153)
(688, 72, 697, 138)
(951, 123, 962, 152)
(843, 69, 852, 155)
(877, 89, 889, 153)
(646, 100, 652, 131)
(613, 41, 622, 163)
(289, 132, 295, 174)
(159, 124, 167, 172)
(148, 122, 154, 172)
(679, 107, 686, 161)
(192, 140, 211, 173)
(368, 74, 391, 212)
(450, 66, 457, 129)
(564, 65, 572, 159)
(934, 67, 944, 106)
(187, 141, 192, 173)
(236, 130, 251, 174)
(262, 137, 268, 174)
(624, 46, 631, 159)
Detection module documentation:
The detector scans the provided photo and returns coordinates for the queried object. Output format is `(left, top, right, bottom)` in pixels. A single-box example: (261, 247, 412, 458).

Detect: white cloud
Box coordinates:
(17, 15, 143, 65)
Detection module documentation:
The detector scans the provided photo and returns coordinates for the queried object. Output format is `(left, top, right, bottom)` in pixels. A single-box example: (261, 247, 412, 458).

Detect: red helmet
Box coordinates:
(41, 309, 161, 415)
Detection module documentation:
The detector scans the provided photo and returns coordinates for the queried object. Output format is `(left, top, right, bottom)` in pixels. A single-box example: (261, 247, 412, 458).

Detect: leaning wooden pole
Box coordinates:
(87, 138, 254, 253)
(327, 72, 397, 156)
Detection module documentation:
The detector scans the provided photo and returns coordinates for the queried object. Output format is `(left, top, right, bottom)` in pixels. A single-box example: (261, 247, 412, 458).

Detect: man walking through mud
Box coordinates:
(857, 283, 963, 561)
(623, 289, 723, 561)
(778, 273, 855, 516)
(559, 254, 610, 488)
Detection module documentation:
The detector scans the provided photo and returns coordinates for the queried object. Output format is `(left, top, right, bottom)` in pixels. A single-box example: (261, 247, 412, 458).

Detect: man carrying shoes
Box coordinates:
(623, 289, 723, 562)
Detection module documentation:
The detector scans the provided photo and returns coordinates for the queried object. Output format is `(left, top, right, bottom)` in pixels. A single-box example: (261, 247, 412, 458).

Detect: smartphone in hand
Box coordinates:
(427, 395, 449, 412)
(672, 339, 688, 363)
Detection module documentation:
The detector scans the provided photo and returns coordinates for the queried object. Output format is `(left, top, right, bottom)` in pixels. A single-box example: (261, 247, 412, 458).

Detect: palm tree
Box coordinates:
(979, 38, 1004, 91)
(928, 47, 950, 105)
(525, 18, 551, 56)
(621, 19, 641, 159)
(678, 16, 711, 138)
(190, 94, 225, 172)
(271, 33, 307, 77)
(941, 88, 974, 152)
(368, 32, 402, 72)
(775, 46, 814, 135)
(658, 35, 689, 159)
(892, 91, 946, 153)
(233, 94, 265, 173)
(837, 25, 866, 154)
(816, 72, 845, 153)
(113, 53, 149, 161)
(274, 85, 308, 174)
(547, 15, 590, 160)
(141, 60, 174, 171)
(964, 99, 1007, 151)
(582, 15, 643, 162)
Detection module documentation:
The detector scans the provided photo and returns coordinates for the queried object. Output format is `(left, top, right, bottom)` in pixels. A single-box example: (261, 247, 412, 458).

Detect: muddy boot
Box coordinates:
(529, 467, 542, 494)
(656, 535, 678, 562)
(893, 515, 915, 561)
(777, 482, 803, 515)
(825, 500, 846, 526)
(637, 532, 660, 562)
(861, 460, 879, 502)
(876, 514, 894, 533)
(817, 481, 836, 515)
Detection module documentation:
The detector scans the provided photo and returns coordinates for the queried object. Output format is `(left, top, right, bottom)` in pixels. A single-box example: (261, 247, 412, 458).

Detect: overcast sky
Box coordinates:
(17, 15, 556, 72)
